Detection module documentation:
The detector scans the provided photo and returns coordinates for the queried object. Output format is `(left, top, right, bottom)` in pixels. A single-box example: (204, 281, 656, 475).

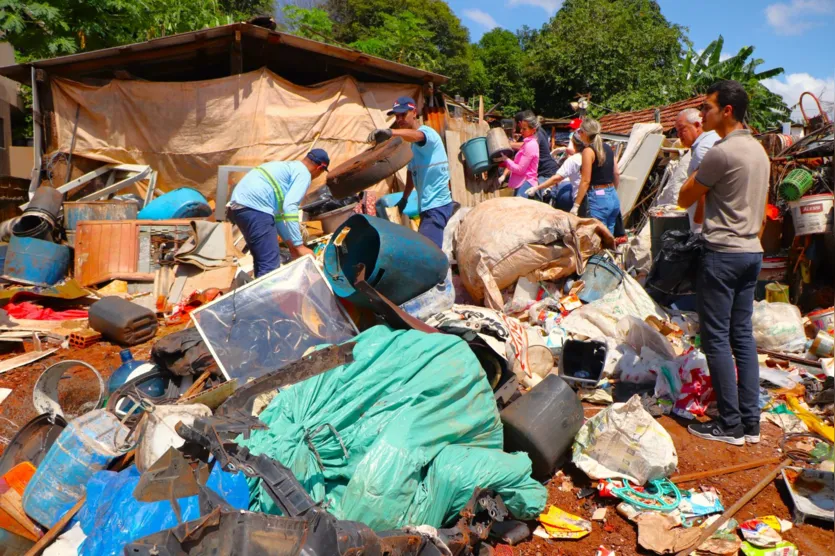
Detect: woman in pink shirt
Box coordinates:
(498, 111, 540, 197)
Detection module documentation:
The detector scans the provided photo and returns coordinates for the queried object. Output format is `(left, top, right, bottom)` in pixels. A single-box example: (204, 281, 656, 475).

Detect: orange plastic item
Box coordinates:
(0, 462, 41, 541)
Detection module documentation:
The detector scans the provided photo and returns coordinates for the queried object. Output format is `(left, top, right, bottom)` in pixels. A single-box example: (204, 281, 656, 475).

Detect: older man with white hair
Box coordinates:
(675, 107, 719, 232)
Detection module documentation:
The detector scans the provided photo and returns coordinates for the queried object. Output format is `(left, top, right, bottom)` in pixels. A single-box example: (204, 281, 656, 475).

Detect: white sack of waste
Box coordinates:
(572, 394, 678, 484)
(752, 301, 807, 353)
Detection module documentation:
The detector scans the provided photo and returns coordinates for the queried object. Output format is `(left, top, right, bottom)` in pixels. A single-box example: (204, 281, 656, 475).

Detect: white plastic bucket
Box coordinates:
(758, 257, 788, 282)
(789, 193, 834, 236)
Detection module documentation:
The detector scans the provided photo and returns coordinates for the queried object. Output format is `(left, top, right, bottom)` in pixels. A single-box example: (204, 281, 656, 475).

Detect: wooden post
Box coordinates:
(478, 96, 484, 125)
(230, 30, 243, 74)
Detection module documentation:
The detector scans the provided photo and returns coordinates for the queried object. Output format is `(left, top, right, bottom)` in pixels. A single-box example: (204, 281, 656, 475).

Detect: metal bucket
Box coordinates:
(486, 128, 514, 162)
(11, 214, 54, 241)
(24, 187, 64, 228)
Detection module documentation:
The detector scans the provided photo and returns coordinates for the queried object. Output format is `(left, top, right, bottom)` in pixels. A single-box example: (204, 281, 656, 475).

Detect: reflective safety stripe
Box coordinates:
(255, 166, 299, 223)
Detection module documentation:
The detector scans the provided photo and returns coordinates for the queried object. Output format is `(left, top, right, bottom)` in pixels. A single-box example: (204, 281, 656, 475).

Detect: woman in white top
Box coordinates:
(525, 133, 583, 212)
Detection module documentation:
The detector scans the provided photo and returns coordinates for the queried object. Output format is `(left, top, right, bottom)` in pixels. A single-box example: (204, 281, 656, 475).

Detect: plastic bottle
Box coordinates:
(106, 350, 166, 416)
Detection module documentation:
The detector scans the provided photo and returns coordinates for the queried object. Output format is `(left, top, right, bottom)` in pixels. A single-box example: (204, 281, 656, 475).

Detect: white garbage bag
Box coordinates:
(752, 301, 807, 353)
(572, 394, 678, 484)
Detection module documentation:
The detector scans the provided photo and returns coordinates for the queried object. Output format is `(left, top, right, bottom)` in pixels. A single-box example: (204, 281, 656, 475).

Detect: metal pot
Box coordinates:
(486, 128, 514, 162)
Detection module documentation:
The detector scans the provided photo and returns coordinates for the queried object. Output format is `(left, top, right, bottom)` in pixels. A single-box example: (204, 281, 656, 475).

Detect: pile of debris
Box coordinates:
(0, 142, 832, 556)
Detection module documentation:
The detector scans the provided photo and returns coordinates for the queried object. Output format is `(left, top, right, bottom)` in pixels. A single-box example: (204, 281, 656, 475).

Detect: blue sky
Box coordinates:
(449, 0, 835, 117)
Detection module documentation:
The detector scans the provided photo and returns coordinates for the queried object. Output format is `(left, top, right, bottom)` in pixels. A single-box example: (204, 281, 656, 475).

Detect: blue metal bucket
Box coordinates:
(138, 188, 211, 220)
(3, 236, 71, 286)
(577, 254, 624, 304)
(375, 192, 420, 219)
(323, 214, 449, 307)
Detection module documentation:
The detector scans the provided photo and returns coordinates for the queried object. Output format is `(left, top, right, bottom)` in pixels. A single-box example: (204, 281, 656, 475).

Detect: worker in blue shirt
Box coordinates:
(368, 96, 454, 249)
(227, 149, 329, 277)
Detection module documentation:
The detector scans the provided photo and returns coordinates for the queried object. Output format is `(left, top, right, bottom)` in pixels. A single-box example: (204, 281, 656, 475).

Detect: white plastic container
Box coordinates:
(789, 193, 834, 236)
(135, 403, 212, 472)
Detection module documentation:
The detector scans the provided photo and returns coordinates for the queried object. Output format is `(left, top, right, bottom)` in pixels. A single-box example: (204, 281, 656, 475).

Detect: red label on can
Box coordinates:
(800, 204, 823, 214)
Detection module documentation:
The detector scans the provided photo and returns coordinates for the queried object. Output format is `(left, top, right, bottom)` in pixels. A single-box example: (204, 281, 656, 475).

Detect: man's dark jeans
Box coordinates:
(228, 206, 280, 278)
(698, 249, 762, 430)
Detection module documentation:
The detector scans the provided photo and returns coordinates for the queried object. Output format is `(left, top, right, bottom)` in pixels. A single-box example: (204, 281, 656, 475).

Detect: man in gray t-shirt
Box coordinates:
(678, 80, 769, 447)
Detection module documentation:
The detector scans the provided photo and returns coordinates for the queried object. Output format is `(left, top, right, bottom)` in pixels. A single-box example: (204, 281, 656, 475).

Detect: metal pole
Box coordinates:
(29, 67, 43, 198)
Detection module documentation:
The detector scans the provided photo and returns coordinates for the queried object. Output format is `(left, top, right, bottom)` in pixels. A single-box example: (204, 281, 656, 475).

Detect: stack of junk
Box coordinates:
(0, 119, 832, 556)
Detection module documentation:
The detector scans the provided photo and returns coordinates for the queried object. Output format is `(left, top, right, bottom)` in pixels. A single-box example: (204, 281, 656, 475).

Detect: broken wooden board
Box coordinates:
(0, 349, 58, 375)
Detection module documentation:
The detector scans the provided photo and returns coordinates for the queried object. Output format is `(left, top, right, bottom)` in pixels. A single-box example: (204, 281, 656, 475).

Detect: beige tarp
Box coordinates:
(50, 68, 422, 199)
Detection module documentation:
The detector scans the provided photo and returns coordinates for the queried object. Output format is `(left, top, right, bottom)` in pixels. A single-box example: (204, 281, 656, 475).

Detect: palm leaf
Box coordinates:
(754, 67, 784, 80)
(708, 35, 724, 67)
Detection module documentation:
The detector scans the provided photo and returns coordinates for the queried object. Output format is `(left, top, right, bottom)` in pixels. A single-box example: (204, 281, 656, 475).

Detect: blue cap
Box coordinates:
(306, 148, 330, 170)
(387, 96, 417, 116)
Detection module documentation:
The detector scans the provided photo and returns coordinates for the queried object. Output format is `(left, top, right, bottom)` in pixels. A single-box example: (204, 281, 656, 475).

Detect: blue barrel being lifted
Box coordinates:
(2, 235, 71, 286)
(323, 214, 449, 308)
(138, 188, 211, 220)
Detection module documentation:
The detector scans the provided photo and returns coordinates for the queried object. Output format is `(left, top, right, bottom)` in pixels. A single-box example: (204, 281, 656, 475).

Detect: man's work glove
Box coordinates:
(525, 187, 538, 197)
(570, 204, 580, 216)
(368, 128, 393, 144)
(395, 196, 408, 214)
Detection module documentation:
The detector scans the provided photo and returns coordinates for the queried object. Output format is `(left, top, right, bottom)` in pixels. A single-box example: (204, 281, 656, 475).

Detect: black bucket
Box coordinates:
(25, 186, 64, 227)
(12, 214, 54, 241)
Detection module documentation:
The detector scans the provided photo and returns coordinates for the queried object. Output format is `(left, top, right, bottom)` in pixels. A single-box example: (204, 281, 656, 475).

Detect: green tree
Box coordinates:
(350, 11, 439, 70)
(324, 0, 473, 92)
(281, 4, 334, 41)
(679, 36, 790, 131)
(472, 29, 533, 115)
(527, 0, 687, 116)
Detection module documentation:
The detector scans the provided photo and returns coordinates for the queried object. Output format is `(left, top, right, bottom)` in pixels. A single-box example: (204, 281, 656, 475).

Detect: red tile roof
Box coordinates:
(598, 95, 705, 136)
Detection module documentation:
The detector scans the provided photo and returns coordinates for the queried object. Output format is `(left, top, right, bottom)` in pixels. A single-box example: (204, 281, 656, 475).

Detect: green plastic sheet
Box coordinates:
(239, 325, 547, 529)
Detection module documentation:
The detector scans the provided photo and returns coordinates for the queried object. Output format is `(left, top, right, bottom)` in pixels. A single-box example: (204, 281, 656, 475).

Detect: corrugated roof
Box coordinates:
(0, 23, 448, 86)
(598, 96, 705, 136)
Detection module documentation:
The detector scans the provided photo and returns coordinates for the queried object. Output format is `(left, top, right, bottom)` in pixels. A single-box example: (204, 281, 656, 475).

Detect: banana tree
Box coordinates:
(679, 35, 790, 131)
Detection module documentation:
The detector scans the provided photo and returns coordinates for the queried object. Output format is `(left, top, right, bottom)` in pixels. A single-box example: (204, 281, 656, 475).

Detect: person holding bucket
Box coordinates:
(368, 96, 454, 249)
(678, 80, 770, 446)
(497, 111, 540, 198)
(524, 133, 584, 212)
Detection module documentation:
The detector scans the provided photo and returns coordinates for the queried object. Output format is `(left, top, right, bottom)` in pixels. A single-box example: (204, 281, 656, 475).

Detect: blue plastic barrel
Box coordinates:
(461, 137, 490, 175)
(22, 409, 129, 528)
(323, 214, 449, 307)
(137, 188, 211, 220)
(2, 235, 71, 286)
(376, 192, 420, 219)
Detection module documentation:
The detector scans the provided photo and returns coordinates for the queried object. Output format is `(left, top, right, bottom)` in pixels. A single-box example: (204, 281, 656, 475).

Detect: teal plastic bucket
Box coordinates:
(461, 137, 490, 175)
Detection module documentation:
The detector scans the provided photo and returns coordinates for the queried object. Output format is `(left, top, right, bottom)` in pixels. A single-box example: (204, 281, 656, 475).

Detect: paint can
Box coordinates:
(758, 257, 789, 282)
(788, 193, 834, 236)
(765, 282, 790, 304)
(811, 330, 834, 357)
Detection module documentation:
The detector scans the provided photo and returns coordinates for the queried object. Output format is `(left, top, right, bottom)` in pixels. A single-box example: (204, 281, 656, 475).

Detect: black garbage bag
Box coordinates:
(151, 328, 219, 377)
(645, 230, 704, 296)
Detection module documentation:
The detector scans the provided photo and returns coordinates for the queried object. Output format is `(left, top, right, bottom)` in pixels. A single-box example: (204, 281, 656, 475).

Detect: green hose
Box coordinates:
(612, 478, 681, 512)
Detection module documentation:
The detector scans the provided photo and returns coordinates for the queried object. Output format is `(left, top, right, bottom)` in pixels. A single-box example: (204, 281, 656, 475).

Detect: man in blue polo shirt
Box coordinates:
(227, 149, 329, 277)
(368, 96, 454, 249)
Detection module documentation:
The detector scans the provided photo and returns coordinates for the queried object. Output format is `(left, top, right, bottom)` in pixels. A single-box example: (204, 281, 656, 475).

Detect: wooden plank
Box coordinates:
(444, 130, 467, 205)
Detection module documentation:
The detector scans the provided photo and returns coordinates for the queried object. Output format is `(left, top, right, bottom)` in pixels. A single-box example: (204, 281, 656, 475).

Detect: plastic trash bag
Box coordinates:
(752, 302, 807, 353)
(239, 326, 547, 530)
(76, 464, 248, 556)
(646, 230, 703, 295)
(572, 394, 678, 484)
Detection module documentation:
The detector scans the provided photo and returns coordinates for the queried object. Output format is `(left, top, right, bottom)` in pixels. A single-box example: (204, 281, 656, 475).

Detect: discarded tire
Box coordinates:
(326, 137, 412, 199)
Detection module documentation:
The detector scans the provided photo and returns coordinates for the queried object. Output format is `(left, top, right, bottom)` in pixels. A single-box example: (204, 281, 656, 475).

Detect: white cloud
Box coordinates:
(507, 0, 563, 15)
(762, 72, 835, 121)
(462, 9, 501, 30)
(765, 0, 835, 36)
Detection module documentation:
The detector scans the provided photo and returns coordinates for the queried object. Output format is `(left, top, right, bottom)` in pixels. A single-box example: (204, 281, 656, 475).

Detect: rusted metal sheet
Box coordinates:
(63, 201, 138, 231)
(74, 220, 141, 287)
